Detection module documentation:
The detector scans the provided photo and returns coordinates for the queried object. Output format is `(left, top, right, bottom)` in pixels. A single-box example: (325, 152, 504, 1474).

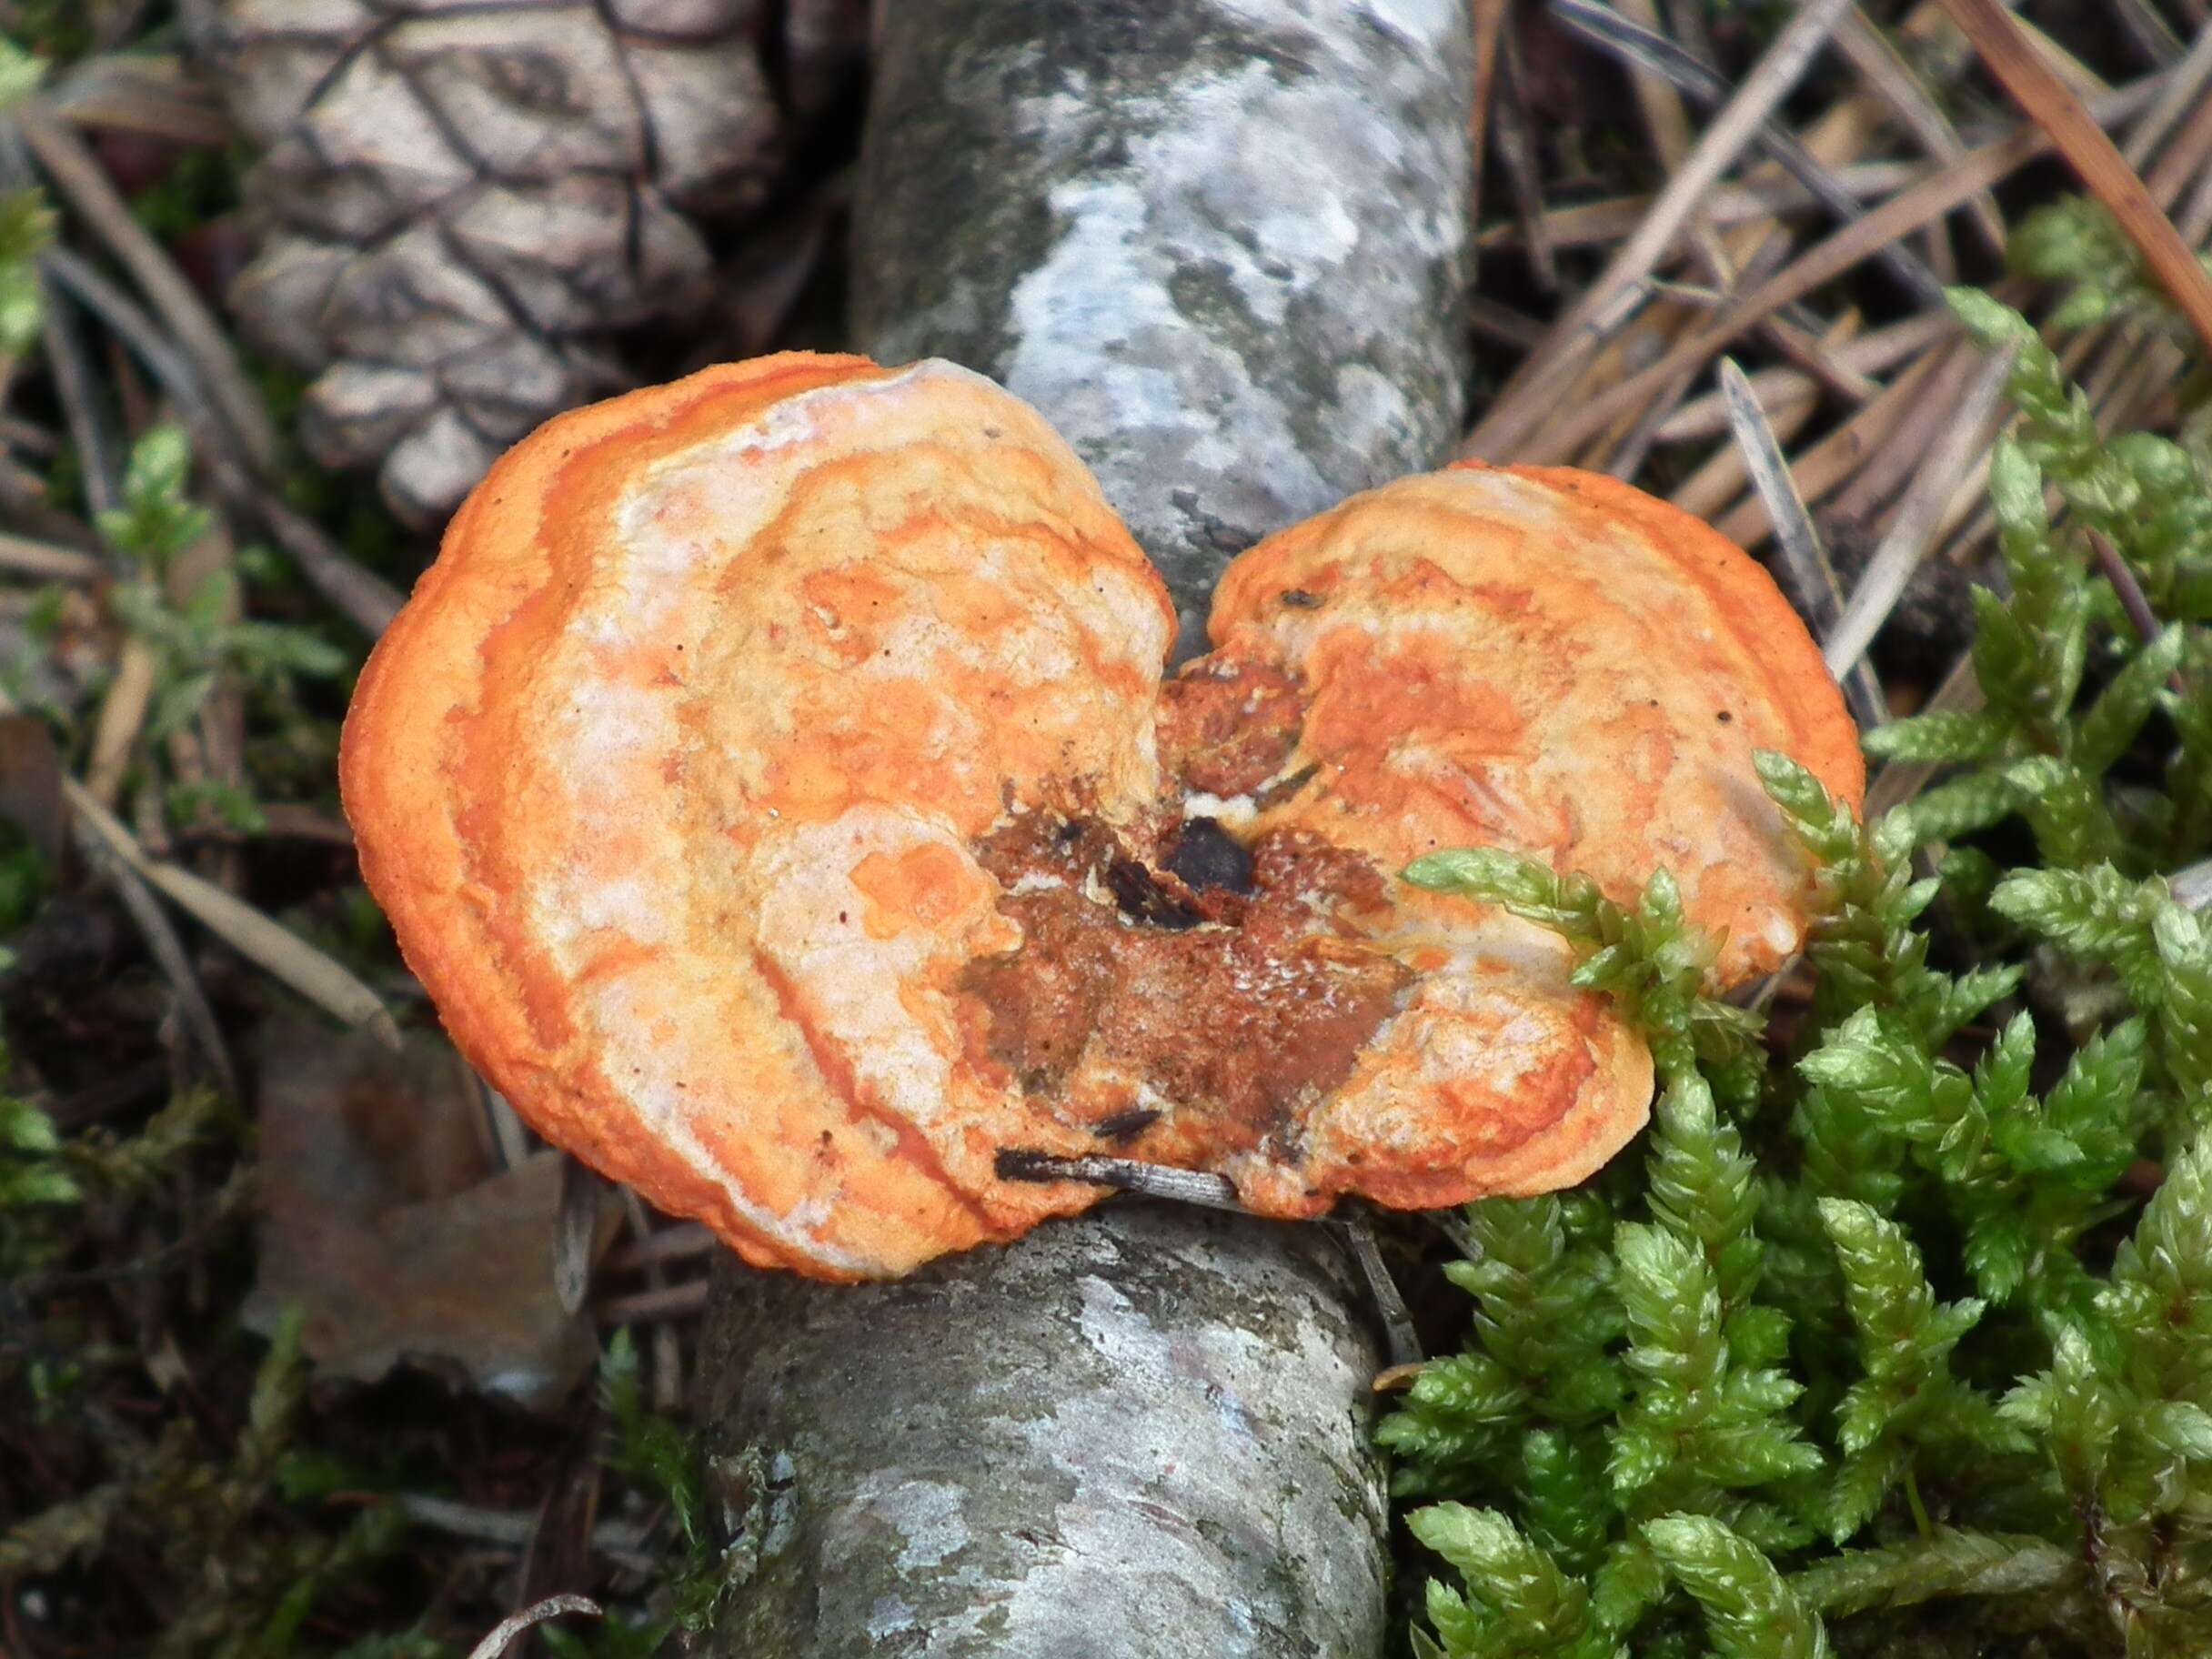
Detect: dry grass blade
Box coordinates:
(2120, 20, 2212, 168)
(1835, 7, 2006, 254)
(37, 272, 121, 518)
(73, 831, 236, 1097)
(1614, 0, 1695, 171)
(61, 774, 402, 1048)
(1477, 162, 1924, 252)
(40, 246, 230, 470)
(617, 1188, 686, 1411)
(1660, 308, 1955, 441)
(2111, 0, 2187, 67)
(1716, 359, 1886, 727)
(16, 104, 280, 472)
(1825, 346, 2016, 674)
(1937, 0, 2212, 356)
(1468, 0, 1861, 458)
(1549, 0, 1944, 297)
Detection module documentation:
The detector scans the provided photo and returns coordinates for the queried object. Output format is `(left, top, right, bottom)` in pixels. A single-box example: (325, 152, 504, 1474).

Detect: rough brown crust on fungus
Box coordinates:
(342, 357, 1862, 1279)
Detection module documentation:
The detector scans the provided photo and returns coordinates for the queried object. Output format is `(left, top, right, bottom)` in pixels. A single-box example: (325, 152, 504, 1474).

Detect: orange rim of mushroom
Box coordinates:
(340, 351, 1865, 1281)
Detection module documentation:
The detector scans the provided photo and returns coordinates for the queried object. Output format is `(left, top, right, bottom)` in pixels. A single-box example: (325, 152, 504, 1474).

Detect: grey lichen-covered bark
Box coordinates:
(701, 1207, 1389, 1655)
(854, 0, 1473, 653)
(699, 3, 1472, 1654)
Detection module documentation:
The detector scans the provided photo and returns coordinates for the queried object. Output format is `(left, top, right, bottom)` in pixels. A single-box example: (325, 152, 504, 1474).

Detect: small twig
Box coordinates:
(47, 53, 233, 147)
(465, 1595, 601, 1659)
(1716, 358, 1886, 727)
(1937, 0, 2212, 357)
(995, 1149, 1252, 1212)
(1825, 346, 2016, 674)
(83, 638, 156, 807)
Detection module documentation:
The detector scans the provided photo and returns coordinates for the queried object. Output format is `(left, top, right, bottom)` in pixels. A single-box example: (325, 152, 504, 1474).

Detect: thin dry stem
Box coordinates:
(16, 104, 280, 471)
(1825, 346, 2016, 673)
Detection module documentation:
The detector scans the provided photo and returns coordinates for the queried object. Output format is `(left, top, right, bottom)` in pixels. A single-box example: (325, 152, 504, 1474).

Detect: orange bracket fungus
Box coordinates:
(339, 352, 1863, 1281)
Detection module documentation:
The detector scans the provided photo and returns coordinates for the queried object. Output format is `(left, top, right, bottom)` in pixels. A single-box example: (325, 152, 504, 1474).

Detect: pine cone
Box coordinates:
(185, 0, 784, 527)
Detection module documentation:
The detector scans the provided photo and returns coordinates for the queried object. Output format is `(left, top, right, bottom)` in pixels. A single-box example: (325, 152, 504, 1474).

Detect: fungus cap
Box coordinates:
(341, 352, 1862, 1280)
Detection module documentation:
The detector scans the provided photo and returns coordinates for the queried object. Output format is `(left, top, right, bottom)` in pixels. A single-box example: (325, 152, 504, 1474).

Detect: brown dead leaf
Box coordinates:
(244, 1021, 615, 1410)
